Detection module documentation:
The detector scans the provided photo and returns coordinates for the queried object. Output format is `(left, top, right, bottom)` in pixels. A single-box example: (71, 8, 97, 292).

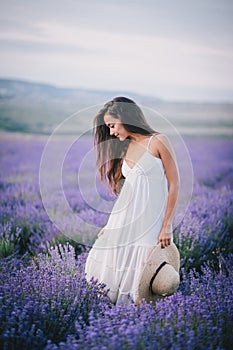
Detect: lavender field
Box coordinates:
(0, 131, 233, 349)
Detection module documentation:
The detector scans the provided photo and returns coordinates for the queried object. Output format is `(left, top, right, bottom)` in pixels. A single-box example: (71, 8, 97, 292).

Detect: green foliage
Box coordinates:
(0, 238, 15, 258)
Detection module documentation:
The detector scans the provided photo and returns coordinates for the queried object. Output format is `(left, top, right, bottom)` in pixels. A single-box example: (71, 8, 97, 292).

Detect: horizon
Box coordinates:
(1, 76, 233, 105)
(0, 76, 233, 137)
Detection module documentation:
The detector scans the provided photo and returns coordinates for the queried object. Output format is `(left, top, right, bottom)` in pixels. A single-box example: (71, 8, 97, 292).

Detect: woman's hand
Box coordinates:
(158, 227, 172, 248)
(98, 226, 105, 238)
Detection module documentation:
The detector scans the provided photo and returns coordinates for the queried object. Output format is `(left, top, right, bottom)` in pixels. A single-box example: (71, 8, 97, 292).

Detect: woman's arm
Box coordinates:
(151, 134, 180, 248)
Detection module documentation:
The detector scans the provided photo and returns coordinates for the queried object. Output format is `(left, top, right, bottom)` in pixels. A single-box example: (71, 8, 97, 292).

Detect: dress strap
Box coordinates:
(146, 133, 156, 151)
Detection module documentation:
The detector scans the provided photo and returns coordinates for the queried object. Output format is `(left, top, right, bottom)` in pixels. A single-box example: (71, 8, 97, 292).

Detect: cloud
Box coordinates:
(0, 1, 233, 100)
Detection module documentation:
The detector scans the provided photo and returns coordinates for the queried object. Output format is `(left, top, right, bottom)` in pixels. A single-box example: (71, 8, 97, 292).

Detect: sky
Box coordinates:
(0, 0, 233, 101)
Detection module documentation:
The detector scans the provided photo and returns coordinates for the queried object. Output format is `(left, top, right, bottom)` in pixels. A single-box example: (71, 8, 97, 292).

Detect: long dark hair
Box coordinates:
(94, 97, 156, 194)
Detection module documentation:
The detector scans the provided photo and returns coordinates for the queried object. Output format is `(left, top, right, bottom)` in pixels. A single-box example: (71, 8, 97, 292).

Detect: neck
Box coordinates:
(129, 133, 151, 142)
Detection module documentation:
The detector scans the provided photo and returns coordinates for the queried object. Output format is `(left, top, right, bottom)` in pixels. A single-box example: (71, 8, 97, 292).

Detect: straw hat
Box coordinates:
(137, 242, 180, 304)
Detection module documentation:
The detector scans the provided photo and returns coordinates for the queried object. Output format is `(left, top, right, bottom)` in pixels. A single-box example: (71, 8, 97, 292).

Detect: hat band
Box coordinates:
(149, 261, 168, 295)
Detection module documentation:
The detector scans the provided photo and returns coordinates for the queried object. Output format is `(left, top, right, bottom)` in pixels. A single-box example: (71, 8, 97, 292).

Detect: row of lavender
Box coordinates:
(0, 132, 233, 349)
(1, 244, 232, 349)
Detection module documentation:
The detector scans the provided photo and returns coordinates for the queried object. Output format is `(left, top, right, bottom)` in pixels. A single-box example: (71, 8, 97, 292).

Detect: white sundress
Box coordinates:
(85, 134, 169, 304)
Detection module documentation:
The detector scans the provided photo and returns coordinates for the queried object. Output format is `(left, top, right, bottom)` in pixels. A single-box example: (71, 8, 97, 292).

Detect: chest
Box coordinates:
(125, 142, 160, 169)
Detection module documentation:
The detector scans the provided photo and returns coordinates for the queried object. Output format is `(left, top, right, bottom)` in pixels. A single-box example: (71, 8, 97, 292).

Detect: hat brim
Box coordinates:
(136, 242, 180, 303)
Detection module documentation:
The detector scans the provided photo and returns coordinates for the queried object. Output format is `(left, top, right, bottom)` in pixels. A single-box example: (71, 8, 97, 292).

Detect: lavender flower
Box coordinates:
(0, 133, 232, 349)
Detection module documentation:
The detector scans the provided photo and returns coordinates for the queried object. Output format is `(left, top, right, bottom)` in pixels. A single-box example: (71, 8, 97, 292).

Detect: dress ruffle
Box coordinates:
(85, 244, 153, 304)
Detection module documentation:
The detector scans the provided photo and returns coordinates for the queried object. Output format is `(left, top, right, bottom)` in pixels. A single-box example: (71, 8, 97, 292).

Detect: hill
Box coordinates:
(0, 78, 232, 136)
(0, 78, 160, 134)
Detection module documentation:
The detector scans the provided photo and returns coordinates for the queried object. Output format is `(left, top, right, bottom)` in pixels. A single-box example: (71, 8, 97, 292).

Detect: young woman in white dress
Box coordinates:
(85, 97, 180, 304)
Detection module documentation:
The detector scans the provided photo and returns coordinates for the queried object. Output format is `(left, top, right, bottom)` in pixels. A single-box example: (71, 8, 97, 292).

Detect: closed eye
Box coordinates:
(107, 124, 115, 129)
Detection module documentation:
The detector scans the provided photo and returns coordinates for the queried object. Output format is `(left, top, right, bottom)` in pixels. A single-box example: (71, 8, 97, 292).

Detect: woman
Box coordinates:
(85, 97, 180, 304)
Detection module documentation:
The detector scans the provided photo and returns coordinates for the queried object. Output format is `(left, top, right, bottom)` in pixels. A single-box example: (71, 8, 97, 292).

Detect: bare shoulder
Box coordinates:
(150, 133, 176, 160)
(155, 133, 171, 146)
(149, 133, 169, 153)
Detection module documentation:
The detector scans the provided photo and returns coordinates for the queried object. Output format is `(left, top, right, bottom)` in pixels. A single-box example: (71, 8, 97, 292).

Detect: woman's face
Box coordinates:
(104, 113, 129, 141)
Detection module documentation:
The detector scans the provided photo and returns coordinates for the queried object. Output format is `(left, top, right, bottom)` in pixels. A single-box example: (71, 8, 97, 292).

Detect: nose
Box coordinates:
(110, 128, 115, 136)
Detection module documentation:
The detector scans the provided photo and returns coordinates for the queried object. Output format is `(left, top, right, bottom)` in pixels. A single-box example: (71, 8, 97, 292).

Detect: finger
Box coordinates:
(158, 238, 163, 248)
(161, 238, 171, 248)
(161, 241, 165, 249)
